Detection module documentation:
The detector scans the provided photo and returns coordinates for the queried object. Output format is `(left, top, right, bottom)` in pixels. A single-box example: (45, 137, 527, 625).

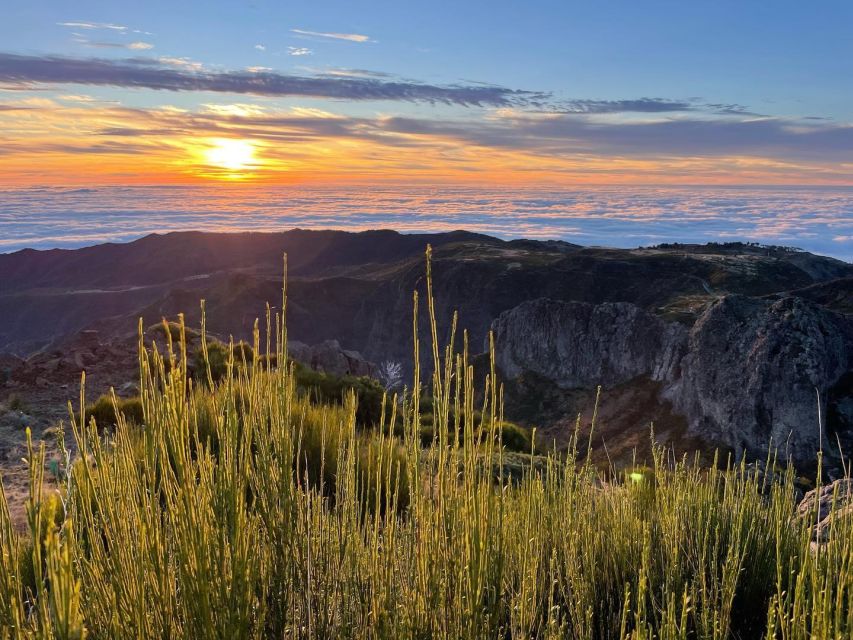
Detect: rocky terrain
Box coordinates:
(492, 295, 853, 467)
(1, 229, 851, 475)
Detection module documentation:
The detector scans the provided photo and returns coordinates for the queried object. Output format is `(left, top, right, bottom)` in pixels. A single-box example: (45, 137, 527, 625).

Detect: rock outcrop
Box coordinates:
(288, 340, 377, 378)
(668, 295, 853, 461)
(797, 479, 853, 545)
(491, 299, 687, 388)
(490, 294, 853, 465)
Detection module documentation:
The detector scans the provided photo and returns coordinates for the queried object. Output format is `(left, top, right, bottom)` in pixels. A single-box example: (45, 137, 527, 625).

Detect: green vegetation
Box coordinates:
(6, 393, 27, 413)
(291, 361, 387, 430)
(84, 394, 144, 429)
(0, 250, 850, 639)
(147, 320, 201, 343)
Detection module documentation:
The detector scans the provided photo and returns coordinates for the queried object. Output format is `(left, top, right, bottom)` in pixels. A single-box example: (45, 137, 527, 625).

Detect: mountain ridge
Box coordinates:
(1, 228, 851, 468)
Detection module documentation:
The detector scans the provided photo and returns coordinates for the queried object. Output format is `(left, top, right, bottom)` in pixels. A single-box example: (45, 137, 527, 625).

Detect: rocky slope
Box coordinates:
(491, 294, 853, 467)
(1, 229, 851, 469)
(492, 300, 687, 387)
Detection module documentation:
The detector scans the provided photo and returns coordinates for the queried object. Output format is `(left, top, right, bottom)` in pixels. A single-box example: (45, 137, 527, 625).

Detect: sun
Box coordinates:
(202, 138, 258, 173)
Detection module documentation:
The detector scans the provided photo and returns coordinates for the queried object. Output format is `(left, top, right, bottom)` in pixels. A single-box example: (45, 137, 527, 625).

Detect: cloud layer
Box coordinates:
(0, 53, 544, 106)
(1, 184, 850, 261)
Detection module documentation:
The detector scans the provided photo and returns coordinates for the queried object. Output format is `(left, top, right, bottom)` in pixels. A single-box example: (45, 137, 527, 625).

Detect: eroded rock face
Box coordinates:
(288, 340, 377, 378)
(490, 295, 853, 465)
(669, 296, 853, 461)
(491, 299, 688, 388)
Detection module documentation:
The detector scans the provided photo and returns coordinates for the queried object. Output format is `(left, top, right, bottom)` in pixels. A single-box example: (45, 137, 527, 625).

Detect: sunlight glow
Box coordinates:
(202, 138, 258, 174)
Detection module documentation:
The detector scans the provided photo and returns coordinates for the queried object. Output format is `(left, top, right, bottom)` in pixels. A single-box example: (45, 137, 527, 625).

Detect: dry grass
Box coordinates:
(0, 248, 850, 639)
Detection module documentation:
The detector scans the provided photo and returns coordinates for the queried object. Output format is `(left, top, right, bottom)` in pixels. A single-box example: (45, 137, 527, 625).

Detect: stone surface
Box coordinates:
(288, 340, 377, 378)
(798, 479, 853, 544)
(491, 299, 687, 388)
(670, 295, 853, 461)
(491, 294, 853, 465)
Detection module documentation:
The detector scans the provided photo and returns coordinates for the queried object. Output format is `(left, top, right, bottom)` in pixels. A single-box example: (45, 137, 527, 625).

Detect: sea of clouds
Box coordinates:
(1, 185, 850, 261)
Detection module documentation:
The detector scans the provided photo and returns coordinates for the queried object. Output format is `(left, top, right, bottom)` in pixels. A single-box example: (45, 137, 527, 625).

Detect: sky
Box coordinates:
(1, 0, 852, 186)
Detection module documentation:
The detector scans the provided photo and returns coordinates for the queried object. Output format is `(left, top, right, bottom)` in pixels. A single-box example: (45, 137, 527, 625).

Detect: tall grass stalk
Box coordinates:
(0, 247, 850, 638)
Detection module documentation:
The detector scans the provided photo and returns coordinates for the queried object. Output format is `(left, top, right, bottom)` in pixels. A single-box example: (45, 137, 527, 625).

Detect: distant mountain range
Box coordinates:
(1, 229, 851, 469)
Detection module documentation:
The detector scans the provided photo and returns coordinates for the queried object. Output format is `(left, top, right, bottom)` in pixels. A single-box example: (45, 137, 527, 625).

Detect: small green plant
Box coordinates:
(191, 340, 256, 385)
(191, 340, 230, 384)
(293, 361, 386, 429)
(85, 394, 144, 429)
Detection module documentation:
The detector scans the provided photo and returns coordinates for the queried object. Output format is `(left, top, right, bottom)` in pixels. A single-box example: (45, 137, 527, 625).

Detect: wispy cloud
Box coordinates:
(288, 47, 313, 56)
(291, 28, 371, 43)
(321, 68, 392, 78)
(154, 57, 203, 71)
(377, 112, 853, 162)
(58, 94, 120, 105)
(705, 103, 767, 117)
(2, 96, 852, 189)
(58, 21, 128, 32)
(74, 39, 154, 50)
(0, 53, 545, 107)
(254, 44, 266, 51)
(548, 98, 769, 117)
(558, 98, 694, 114)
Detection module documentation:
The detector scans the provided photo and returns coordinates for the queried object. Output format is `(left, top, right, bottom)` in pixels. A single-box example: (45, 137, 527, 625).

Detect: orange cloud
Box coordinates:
(0, 97, 851, 186)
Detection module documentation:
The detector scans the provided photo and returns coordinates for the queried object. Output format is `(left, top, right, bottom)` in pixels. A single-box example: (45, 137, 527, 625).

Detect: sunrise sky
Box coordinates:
(1, 0, 852, 186)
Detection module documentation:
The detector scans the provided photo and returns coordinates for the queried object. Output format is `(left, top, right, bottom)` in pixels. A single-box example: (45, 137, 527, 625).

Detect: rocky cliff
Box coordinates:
(669, 295, 853, 462)
(491, 294, 853, 466)
(491, 300, 687, 387)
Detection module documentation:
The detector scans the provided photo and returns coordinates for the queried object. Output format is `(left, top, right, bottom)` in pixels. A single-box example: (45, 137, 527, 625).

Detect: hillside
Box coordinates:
(1, 229, 851, 470)
(3, 289, 852, 638)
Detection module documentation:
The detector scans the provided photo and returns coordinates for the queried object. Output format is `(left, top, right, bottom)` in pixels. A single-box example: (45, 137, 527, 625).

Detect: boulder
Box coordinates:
(289, 340, 377, 378)
(798, 479, 853, 523)
(798, 479, 853, 544)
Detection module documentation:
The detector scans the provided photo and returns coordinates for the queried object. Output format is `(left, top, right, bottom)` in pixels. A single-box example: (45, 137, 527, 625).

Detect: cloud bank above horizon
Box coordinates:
(2, 184, 851, 262)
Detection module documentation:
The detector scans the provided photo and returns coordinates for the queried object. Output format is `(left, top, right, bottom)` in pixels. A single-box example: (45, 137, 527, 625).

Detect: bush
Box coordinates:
(86, 394, 144, 429)
(293, 362, 386, 429)
(191, 340, 256, 385)
(147, 320, 200, 343)
(495, 420, 534, 453)
(416, 395, 534, 453)
(18, 492, 65, 596)
(191, 341, 229, 384)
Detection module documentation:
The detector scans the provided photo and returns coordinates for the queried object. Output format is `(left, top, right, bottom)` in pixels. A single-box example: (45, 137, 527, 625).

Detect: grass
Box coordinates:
(0, 247, 851, 639)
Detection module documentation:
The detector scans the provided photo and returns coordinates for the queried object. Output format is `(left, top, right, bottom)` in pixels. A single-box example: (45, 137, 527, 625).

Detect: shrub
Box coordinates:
(191, 340, 256, 385)
(293, 362, 386, 429)
(191, 341, 230, 384)
(417, 396, 533, 453)
(85, 394, 144, 429)
(18, 492, 65, 597)
(495, 420, 534, 453)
